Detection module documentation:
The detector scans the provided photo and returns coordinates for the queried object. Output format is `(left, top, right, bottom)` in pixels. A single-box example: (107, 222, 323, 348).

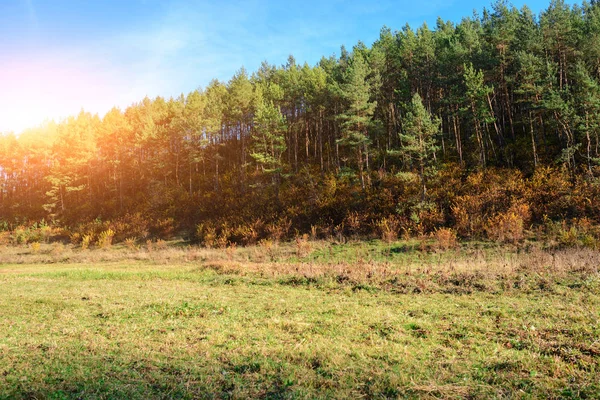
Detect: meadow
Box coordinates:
(1, 240, 599, 399)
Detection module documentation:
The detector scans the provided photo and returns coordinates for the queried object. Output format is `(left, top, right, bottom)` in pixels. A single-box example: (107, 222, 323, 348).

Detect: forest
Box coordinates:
(2, 0, 600, 247)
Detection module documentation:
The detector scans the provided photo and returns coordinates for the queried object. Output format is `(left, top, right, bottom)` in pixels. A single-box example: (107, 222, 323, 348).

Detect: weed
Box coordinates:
(267, 217, 292, 243)
(155, 239, 168, 251)
(97, 229, 115, 249)
(70, 232, 82, 245)
(30, 242, 41, 254)
(226, 242, 237, 261)
(81, 234, 94, 250)
(295, 234, 312, 257)
(50, 242, 65, 257)
(376, 217, 399, 243)
(310, 225, 318, 240)
(124, 237, 138, 251)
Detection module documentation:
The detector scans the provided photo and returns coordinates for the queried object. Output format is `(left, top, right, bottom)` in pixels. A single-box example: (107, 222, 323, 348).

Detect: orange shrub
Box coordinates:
(267, 217, 291, 243)
(432, 227, 458, 250)
(486, 202, 531, 243)
(375, 216, 399, 243)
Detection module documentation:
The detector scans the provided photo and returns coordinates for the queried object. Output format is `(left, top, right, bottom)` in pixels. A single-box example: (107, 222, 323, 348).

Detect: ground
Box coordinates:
(0, 240, 599, 399)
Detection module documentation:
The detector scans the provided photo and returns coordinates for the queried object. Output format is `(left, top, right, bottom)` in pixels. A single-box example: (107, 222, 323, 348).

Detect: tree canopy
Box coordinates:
(2, 0, 600, 240)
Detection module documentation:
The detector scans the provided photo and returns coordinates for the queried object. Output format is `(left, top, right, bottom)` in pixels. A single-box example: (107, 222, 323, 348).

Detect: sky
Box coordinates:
(0, 0, 579, 134)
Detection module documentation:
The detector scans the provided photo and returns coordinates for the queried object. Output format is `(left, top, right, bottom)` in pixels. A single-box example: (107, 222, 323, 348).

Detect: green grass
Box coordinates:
(1, 241, 599, 399)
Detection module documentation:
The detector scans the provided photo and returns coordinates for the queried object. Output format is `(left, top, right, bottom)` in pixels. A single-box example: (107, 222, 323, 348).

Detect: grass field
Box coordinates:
(1, 240, 599, 399)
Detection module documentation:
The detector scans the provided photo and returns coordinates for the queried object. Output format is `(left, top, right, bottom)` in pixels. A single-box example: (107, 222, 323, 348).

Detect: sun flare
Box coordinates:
(0, 57, 117, 135)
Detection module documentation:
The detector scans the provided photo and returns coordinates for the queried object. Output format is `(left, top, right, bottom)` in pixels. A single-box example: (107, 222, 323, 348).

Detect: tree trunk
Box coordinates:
(529, 111, 538, 169)
(357, 147, 365, 190)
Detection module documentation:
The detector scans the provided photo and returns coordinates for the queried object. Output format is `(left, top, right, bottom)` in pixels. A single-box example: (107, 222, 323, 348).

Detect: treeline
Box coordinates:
(2, 0, 600, 245)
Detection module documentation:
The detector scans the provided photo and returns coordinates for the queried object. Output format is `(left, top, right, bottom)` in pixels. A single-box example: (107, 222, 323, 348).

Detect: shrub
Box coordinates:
(196, 223, 221, 248)
(81, 234, 94, 250)
(310, 225, 318, 240)
(0, 232, 10, 246)
(580, 234, 598, 249)
(204, 227, 217, 248)
(195, 223, 205, 243)
(70, 232, 82, 245)
(344, 211, 364, 237)
(486, 202, 530, 244)
(30, 242, 41, 254)
(334, 223, 345, 243)
(40, 226, 53, 243)
(557, 225, 598, 249)
(267, 217, 291, 243)
(13, 226, 28, 245)
(417, 203, 445, 233)
(451, 204, 471, 238)
(97, 229, 115, 249)
(235, 223, 259, 246)
(559, 226, 580, 248)
(152, 218, 175, 239)
(376, 217, 399, 243)
(216, 224, 231, 249)
(125, 213, 150, 239)
(432, 227, 458, 250)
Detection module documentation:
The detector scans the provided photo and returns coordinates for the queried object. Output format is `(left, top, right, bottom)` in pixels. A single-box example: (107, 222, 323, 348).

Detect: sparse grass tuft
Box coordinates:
(124, 237, 138, 251)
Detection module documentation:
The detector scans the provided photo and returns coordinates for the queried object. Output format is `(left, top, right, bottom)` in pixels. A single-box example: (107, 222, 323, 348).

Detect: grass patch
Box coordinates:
(0, 241, 599, 398)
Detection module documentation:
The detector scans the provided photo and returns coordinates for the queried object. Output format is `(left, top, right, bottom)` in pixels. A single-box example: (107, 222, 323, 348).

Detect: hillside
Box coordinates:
(1, 0, 600, 247)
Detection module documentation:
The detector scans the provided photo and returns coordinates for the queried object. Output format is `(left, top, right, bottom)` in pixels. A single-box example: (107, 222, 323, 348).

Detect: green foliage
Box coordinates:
(337, 53, 376, 189)
(251, 92, 287, 185)
(399, 93, 441, 201)
(1, 0, 600, 245)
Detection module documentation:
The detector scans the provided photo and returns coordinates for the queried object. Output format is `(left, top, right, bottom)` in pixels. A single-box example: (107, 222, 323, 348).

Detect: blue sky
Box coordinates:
(0, 0, 578, 133)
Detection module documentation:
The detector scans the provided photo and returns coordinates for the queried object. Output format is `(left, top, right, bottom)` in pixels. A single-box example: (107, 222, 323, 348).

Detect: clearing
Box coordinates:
(0, 241, 599, 399)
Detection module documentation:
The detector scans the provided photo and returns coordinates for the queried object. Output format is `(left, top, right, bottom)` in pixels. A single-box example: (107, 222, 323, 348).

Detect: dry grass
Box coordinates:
(0, 240, 598, 295)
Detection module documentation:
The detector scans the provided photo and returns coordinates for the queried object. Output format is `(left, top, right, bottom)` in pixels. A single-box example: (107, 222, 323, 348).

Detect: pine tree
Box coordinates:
(338, 53, 376, 189)
(463, 63, 496, 167)
(573, 62, 600, 175)
(99, 107, 133, 212)
(400, 93, 441, 202)
(204, 79, 228, 192)
(227, 68, 255, 189)
(251, 89, 288, 199)
(515, 51, 545, 168)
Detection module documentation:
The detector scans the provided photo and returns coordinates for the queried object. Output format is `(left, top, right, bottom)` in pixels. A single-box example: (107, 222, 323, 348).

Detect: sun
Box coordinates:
(0, 57, 117, 135)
